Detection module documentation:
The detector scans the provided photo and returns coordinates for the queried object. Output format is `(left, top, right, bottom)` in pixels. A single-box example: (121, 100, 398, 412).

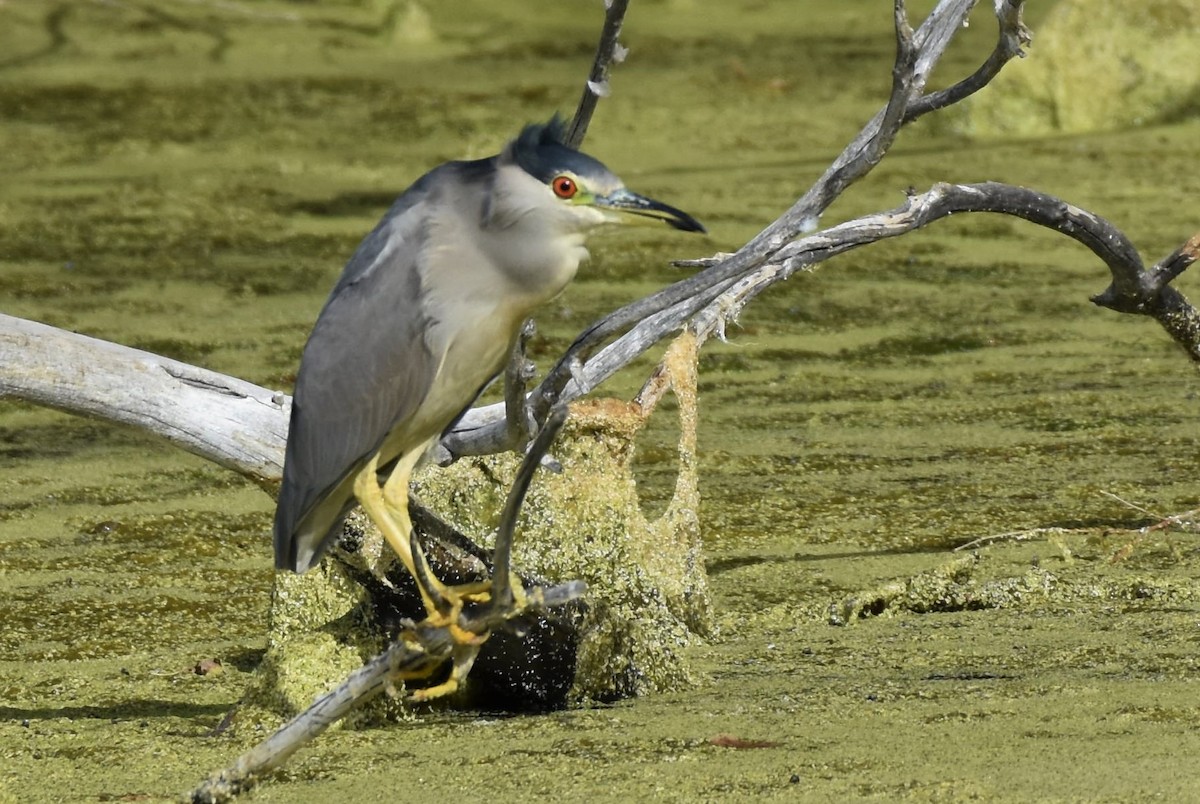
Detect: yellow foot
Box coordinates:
(407, 641, 483, 703)
(396, 573, 530, 703)
(440, 580, 494, 605)
(448, 573, 530, 612)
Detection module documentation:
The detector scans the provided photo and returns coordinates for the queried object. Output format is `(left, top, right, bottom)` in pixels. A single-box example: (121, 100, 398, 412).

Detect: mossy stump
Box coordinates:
(240, 333, 712, 727)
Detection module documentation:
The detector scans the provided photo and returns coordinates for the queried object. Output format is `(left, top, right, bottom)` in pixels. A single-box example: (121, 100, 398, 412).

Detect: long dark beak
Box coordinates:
(595, 188, 707, 234)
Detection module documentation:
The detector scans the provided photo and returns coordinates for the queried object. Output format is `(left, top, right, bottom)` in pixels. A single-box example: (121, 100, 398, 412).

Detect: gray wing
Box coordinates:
(273, 179, 441, 572)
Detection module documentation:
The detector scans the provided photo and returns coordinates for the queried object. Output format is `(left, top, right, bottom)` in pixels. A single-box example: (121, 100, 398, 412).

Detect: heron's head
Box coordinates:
(504, 116, 706, 235)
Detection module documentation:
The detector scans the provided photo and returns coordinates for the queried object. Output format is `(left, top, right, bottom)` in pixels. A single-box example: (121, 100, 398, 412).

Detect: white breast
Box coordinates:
(399, 164, 595, 447)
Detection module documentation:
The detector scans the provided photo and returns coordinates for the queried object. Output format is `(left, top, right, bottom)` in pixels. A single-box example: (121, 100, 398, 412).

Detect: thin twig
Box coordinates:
(565, 0, 631, 149)
(1098, 489, 1160, 520)
(1150, 234, 1200, 288)
(953, 527, 1069, 552)
(492, 405, 569, 607)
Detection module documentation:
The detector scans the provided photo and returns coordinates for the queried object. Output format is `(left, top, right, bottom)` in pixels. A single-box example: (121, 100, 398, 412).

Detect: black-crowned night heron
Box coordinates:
(272, 117, 704, 698)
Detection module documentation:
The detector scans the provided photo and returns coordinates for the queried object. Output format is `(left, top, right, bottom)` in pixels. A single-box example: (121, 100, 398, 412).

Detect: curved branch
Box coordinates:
(1091, 233, 1200, 364)
(445, 0, 1005, 456)
(905, 0, 1031, 122)
(769, 181, 1145, 277)
(697, 183, 1199, 364)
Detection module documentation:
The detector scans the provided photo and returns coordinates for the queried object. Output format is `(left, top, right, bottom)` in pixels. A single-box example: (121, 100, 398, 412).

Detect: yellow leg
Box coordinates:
(355, 445, 533, 704)
(353, 446, 491, 620)
(378, 446, 493, 606)
(378, 444, 460, 602)
(353, 449, 448, 618)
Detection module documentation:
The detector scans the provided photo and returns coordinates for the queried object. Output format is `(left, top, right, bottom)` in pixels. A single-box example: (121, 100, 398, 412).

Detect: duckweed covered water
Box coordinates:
(3, 1, 1200, 801)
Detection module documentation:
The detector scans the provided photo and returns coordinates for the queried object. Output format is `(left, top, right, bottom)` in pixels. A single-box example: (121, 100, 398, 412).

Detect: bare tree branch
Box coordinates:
(1151, 234, 1200, 289)
(0, 313, 287, 488)
(749, 0, 978, 251)
(189, 581, 584, 804)
(705, 181, 1150, 332)
(444, 0, 1028, 457)
(906, 0, 1031, 122)
(1091, 232, 1200, 364)
(564, 0, 630, 149)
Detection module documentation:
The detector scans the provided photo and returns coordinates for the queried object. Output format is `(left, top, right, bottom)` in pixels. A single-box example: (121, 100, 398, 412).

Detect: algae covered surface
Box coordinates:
(3, 0, 1200, 801)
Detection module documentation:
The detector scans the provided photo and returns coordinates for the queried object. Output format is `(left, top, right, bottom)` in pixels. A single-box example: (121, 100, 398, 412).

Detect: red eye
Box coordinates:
(552, 175, 577, 199)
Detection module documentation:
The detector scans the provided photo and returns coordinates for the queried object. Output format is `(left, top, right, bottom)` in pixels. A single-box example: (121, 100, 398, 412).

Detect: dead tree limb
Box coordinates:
(1091, 233, 1200, 365)
(692, 183, 1200, 368)
(0, 313, 287, 487)
(444, 0, 1034, 456)
(565, 0, 630, 149)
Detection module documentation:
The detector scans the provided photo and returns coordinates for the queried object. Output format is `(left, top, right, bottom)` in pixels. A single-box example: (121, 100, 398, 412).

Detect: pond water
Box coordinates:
(3, 1, 1200, 801)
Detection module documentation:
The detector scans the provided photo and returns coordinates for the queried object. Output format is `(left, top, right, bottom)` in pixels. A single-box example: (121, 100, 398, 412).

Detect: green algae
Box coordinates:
(3, 0, 1200, 801)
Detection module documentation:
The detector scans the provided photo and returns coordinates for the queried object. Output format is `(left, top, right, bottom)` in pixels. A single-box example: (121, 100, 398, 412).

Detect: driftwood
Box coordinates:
(0, 313, 288, 488)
